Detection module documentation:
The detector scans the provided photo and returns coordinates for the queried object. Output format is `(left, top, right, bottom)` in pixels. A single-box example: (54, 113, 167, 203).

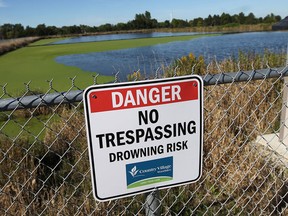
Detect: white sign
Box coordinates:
(83, 75, 203, 202)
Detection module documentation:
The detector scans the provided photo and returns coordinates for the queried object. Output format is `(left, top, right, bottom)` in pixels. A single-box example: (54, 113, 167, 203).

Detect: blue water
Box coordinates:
(55, 31, 288, 81)
(51, 32, 201, 44)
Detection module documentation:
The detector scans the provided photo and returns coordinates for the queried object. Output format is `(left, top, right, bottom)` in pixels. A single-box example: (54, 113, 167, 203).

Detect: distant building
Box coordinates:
(272, 16, 288, 31)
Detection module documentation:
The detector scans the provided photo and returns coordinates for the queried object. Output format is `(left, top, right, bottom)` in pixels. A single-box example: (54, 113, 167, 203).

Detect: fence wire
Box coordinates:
(0, 66, 288, 215)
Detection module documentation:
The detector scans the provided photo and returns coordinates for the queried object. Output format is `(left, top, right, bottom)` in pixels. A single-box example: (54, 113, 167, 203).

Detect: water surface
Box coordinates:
(55, 31, 288, 81)
(51, 32, 201, 44)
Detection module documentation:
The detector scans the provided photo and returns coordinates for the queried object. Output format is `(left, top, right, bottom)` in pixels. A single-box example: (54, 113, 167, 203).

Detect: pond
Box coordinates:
(55, 31, 288, 81)
(51, 32, 201, 44)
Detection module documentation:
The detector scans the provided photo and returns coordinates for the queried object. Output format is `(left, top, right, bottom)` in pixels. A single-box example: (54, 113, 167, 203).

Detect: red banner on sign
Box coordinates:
(89, 80, 199, 113)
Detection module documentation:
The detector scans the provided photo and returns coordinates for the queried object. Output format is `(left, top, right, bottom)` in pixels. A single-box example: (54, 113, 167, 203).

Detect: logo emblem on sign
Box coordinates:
(129, 166, 139, 177)
(126, 157, 173, 189)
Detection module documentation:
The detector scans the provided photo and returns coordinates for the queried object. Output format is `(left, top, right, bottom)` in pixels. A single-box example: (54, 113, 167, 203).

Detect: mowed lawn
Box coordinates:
(0, 34, 216, 95)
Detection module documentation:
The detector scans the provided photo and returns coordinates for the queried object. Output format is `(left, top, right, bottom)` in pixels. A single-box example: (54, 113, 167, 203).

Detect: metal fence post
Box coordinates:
(145, 189, 161, 216)
(279, 77, 288, 144)
(279, 53, 288, 144)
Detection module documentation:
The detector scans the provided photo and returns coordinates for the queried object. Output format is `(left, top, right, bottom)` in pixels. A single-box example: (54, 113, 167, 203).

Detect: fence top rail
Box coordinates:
(0, 66, 287, 112)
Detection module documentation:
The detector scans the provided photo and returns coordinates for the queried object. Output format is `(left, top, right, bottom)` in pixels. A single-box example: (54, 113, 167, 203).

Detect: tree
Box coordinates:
(1, 24, 14, 38)
(220, 13, 232, 25)
(212, 15, 221, 26)
(115, 22, 128, 31)
(13, 24, 25, 38)
(194, 18, 204, 27)
(204, 15, 213, 26)
(246, 12, 257, 24)
(25, 26, 35, 36)
(158, 20, 170, 28)
(69, 25, 82, 34)
(238, 12, 246, 24)
(133, 13, 145, 29)
(80, 25, 94, 34)
(46, 26, 58, 35)
(150, 18, 158, 28)
(98, 23, 113, 32)
(145, 11, 151, 20)
(131, 11, 157, 29)
(275, 15, 282, 22)
(35, 24, 47, 36)
(171, 18, 189, 28)
(264, 13, 281, 23)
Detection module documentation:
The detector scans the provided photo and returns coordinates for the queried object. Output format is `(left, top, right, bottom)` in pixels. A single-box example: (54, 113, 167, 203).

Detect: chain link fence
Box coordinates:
(0, 65, 288, 215)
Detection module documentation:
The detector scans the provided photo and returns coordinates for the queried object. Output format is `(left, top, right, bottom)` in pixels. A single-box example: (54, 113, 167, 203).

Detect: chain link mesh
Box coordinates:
(0, 66, 287, 215)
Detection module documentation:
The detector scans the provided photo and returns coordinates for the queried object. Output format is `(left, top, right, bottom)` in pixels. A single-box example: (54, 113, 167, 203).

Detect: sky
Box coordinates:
(0, 0, 287, 27)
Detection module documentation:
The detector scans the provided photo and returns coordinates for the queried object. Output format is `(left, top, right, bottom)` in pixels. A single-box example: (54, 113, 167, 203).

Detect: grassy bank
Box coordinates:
(0, 37, 41, 56)
(157, 23, 273, 33)
(0, 34, 217, 95)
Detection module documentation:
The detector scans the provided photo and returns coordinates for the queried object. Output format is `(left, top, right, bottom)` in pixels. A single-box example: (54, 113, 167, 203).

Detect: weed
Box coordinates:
(0, 51, 287, 214)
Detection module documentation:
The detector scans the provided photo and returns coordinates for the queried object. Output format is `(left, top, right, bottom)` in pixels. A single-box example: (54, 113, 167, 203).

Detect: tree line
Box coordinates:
(0, 11, 282, 39)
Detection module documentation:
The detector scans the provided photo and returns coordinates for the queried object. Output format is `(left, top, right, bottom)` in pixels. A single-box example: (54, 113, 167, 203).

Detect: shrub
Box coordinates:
(0, 37, 40, 55)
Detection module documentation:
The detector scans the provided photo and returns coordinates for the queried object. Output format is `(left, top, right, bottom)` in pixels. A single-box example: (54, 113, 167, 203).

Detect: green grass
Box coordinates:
(0, 115, 47, 139)
(0, 110, 61, 142)
(29, 37, 69, 46)
(0, 34, 218, 95)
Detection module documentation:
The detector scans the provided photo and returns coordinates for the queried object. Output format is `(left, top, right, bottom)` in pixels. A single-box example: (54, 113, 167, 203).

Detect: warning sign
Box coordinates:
(83, 75, 203, 201)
